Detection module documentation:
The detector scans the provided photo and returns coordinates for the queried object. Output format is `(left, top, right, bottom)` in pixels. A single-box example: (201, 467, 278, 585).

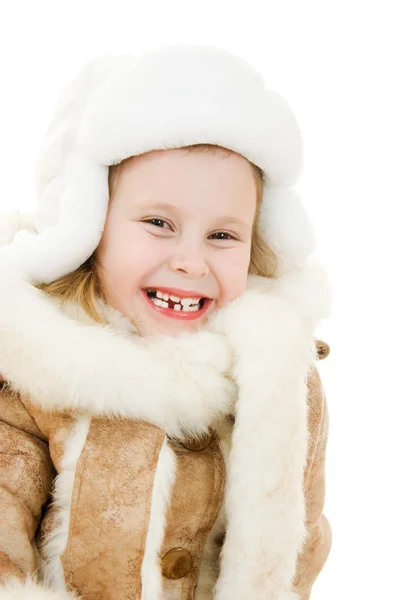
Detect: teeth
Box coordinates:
(149, 296, 201, 312)
(181, 297, 193, 307)
(147, 289, 205, 312)
(149, 289, 202, 305)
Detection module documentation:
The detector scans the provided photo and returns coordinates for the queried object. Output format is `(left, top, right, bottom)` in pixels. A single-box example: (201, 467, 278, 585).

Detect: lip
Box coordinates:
(141, 289, 212, 320)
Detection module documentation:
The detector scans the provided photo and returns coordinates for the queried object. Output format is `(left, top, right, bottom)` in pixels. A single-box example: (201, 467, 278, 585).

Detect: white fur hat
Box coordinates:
(0, 44, 316, 283)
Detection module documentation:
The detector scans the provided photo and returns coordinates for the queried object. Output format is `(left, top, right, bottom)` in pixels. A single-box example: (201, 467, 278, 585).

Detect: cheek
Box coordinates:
(97, 221, 162, 294)
(216, 247, 251, 305)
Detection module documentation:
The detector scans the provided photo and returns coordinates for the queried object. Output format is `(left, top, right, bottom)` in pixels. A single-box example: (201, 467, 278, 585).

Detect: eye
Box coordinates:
(143, 218, 172, 230)
(209, 231, 237, 241)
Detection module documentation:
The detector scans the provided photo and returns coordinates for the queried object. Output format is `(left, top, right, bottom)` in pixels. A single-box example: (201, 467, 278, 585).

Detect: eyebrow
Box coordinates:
(136, 202, 251, 230)
(136, 202, 183, 215)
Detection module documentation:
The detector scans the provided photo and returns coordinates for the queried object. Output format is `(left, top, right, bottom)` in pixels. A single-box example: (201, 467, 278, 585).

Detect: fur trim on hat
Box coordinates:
(0, 210, 36, 245)
(0, 44, 314, 283)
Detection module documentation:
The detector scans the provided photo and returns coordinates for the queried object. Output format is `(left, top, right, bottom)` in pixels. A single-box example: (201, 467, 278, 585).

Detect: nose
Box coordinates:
(168, 239, 209, 279)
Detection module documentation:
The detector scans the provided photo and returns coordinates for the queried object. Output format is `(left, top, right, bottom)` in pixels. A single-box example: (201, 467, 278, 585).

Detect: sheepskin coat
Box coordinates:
(0, 259, 332, 600)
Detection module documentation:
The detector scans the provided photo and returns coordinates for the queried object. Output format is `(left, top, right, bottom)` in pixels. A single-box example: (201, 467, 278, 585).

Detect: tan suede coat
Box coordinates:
(0, 340, 331, 600)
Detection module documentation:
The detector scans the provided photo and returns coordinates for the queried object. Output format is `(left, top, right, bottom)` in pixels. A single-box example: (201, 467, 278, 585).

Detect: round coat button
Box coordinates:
(180, 431, 215, 452)
(315, 339, 330, 360)
(161, 548, 193, 579)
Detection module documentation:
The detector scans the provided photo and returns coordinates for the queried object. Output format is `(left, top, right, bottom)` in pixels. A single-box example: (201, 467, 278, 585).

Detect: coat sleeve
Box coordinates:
(292, 348, 333, 600)
(0, 378, 55, 587)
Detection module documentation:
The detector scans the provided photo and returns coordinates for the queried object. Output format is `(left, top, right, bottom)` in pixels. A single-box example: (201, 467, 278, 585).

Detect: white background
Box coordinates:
(1, 1, 399, 598)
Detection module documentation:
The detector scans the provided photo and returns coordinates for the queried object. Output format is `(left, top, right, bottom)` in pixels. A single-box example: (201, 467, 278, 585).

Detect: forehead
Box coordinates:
(111, 148, 257, 217)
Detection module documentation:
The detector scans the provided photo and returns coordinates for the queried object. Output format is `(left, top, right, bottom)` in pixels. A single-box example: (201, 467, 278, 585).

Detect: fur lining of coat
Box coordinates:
(0, 576, 78, 599)
(0, 256, 332, 599)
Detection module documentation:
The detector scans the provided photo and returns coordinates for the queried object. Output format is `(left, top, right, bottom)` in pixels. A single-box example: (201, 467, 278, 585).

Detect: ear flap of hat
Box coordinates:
(0, 210, 36, 246)
(258, 187, 317, 275)
(0, 149, 109, 284)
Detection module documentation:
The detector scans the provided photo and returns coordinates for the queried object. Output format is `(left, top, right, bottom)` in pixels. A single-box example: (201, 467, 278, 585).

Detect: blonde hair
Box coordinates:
(37, 144, 278, 323)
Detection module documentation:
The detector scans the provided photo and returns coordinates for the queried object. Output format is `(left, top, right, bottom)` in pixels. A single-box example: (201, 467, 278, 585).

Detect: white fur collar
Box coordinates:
(0, 257, 332, 599)
(207, 262, 330, 599)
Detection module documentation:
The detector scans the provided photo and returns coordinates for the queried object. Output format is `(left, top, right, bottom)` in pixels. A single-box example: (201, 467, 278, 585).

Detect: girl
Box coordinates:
(0, 45, 333, 599)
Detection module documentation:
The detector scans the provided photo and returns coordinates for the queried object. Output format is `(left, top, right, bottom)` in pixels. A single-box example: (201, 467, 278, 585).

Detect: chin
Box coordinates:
(144, 317, 205, 339)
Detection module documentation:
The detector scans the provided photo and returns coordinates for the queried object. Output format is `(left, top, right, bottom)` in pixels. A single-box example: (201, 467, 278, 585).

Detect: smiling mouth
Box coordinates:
(146, 289, 206, 311)
(142, 288, 211, 320)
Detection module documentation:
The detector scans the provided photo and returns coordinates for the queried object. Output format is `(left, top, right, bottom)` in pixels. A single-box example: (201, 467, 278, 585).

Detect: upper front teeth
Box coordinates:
(147, 289, 204, 312)
(155, 290, 201, 305)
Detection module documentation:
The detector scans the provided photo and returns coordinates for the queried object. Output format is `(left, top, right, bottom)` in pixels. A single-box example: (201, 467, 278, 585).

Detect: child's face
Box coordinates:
(97, 148, 257, 338)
